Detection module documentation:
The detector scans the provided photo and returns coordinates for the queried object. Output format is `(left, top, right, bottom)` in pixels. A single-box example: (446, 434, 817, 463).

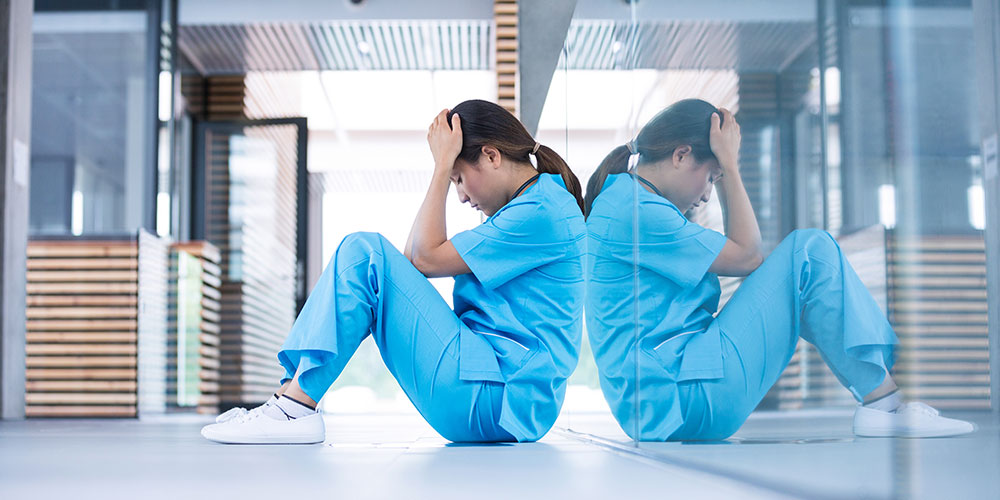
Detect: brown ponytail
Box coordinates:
(448, 100, 585, 214)
(534, 144, 585, 214)
(584, 144, 631, 218)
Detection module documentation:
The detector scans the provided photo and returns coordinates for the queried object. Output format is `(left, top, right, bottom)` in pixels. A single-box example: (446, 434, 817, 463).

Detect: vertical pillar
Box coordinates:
(972, 0, 1000, 421)
(1, 0, 34, 420)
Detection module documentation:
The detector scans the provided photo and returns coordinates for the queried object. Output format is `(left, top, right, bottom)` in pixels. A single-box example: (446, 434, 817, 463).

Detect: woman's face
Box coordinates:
(450, 152, 506, 217)
(661, 151, 723, 213)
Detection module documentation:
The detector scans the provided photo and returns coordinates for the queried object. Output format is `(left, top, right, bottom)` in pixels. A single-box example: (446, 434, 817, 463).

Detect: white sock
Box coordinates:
(863, 389, 903, 413)
(263, 395, 317, 420)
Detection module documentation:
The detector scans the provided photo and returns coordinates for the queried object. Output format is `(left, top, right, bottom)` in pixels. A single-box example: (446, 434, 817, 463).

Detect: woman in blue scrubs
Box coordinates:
(584, 98, 974, 441)
(202, 99, 587, 444)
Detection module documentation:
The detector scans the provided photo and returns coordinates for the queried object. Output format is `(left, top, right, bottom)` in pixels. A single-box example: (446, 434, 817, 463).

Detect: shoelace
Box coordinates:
(232, 406, 267, 424)
(900, 402, 939, 416)
(215, 407, 249, 423)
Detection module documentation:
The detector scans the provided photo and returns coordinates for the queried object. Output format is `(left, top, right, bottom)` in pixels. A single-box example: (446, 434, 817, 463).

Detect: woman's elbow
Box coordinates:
(409, 252, 429, 275)
(409, 252, 441, 277)
(738, 249, 764, 276)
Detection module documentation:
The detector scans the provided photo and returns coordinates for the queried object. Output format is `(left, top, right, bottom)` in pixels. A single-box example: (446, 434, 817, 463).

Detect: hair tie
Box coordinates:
(531, 142, 541, 155)
(625, 140, 638, 155)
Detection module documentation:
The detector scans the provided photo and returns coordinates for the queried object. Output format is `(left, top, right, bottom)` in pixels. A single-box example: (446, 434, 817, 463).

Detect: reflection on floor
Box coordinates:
(561, 408, 999, 500)
(0, 409, 994, 499)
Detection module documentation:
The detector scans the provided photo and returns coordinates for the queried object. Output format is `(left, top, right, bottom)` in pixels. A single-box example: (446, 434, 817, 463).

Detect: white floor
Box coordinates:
(0, 410, 995, 499)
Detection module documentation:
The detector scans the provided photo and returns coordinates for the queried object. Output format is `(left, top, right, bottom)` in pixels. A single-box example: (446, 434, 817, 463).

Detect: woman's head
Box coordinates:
(446, 99, 584, 216)
(583, 98, 724, 217)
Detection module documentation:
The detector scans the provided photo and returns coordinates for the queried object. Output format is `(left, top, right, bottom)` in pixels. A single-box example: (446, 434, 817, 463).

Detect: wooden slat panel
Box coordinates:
(27, 214, 145, 418)
(27, 307, 138, 319)
(887, 232, 990, 410)
(27, 295, 138, 307)
(26, 344, 137, 355)
(26, 393, 137, 404)
(28, 244, 137, 258)
(27, 258, 137, 270)
(27, 282, 138, 294)
(26, 380, 137, 391)
(27, 270, 138, 282)
(27, 319, 137, 331)
(26, 368, 136, 380)
(26, 406, 136, 417)
(26, 332, 137, 343)
(27, 356, 136, 367)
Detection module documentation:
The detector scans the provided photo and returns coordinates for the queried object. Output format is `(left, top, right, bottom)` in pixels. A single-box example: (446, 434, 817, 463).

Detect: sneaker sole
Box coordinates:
(201, 427, 325, 445)
(853, 425, 976, 438)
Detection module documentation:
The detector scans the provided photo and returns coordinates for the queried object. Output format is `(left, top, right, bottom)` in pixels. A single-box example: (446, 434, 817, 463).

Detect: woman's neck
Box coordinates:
(632, 164, 662, 195)
(510, 166, 540, 199)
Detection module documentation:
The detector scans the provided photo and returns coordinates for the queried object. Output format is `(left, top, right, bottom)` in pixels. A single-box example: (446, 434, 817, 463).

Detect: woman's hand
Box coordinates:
(710, 107, 741, 173)
(427, 109, 463, 174)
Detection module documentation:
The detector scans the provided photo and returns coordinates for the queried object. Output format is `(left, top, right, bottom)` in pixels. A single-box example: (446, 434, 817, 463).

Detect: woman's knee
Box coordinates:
(340, 231, 384, 250)
(331, 231, 385, 263)
(787, 228, 840, 257)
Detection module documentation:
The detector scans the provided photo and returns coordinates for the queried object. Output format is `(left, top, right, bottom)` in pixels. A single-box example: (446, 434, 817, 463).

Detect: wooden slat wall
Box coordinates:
(25, 239, 140, 417)
(205, 125, 298, 408)
(169, 241, 223, 415)
(888, 233, 990, 409)
(495, 1, 518, 114)
(180, 74, 245, 120)
(183, 72, 302, 122)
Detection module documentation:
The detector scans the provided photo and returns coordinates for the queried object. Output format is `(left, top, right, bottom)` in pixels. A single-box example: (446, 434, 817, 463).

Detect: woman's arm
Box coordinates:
(404, 109, 472, 278)
(708, 108, 764, 276)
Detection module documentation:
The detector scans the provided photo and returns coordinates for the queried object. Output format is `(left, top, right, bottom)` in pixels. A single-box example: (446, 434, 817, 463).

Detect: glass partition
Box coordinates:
(552, 0, 642, 443)
(608, 0, 996, 498)
(30, 4, 155, 236)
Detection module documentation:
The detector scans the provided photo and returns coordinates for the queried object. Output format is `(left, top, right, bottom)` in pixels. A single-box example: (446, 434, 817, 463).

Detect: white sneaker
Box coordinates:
(853, 402, 976, 438)
(201, 408, 325, 444)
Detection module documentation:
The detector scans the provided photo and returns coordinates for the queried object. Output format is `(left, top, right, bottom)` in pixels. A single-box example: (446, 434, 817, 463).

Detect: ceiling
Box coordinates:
(178, 19, 818, 75)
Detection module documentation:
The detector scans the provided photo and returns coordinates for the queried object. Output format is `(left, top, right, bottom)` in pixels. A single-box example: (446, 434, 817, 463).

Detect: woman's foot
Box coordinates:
(202, 395, 325, 444)
(853, 401, 976, 438)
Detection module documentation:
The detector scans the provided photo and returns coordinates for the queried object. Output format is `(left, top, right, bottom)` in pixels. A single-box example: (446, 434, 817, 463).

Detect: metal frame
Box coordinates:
(191, 117, 310, 312)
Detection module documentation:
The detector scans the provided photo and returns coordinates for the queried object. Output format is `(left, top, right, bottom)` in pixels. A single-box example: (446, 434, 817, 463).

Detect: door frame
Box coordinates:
(192, 117, 309, 311)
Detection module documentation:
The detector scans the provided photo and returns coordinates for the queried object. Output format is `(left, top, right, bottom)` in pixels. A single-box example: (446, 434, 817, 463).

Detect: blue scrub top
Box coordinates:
(586, 172, 727, 439)
(451, 172, 586, 441)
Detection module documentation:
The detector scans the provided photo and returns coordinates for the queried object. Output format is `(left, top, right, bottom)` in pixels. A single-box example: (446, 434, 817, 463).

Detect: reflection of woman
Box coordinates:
(584, 99, 974, 441)
(202, 99, 587, 444)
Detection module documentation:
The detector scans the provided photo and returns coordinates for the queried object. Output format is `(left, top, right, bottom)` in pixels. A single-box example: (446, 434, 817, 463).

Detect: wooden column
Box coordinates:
(495, 1, 518, 115)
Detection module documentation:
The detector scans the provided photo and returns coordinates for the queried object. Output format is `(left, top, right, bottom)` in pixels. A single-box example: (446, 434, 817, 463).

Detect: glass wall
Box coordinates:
(29, 0, 158, 236)
(549, 0, 995, 497)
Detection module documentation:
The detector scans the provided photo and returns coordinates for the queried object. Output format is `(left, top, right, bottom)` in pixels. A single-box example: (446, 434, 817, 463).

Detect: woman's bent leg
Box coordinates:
(673, 228, 897, 440)
(278, 232, 512, 442)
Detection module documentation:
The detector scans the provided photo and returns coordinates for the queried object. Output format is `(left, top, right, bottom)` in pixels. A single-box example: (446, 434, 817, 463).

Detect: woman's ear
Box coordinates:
(672, 145, 693, 169)
(481, 145, 502, 169)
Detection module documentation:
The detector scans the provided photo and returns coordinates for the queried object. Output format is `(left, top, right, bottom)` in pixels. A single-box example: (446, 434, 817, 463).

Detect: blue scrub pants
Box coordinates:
(277, 232, 515, 443)
(670, 228, 897, 440)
